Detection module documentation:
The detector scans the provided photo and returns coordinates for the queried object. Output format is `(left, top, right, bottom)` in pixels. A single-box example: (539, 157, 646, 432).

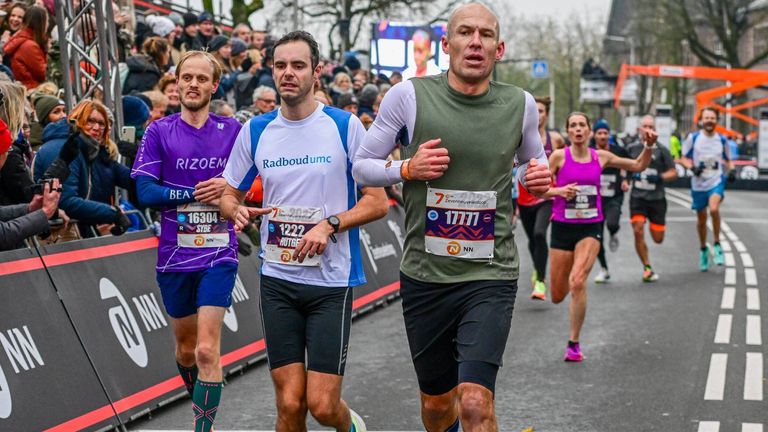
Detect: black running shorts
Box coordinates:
(630, 197, 667, 227)
(549, 221, 603, 251)
(399, 272, 517, 395)
(259, 275, 353, 375)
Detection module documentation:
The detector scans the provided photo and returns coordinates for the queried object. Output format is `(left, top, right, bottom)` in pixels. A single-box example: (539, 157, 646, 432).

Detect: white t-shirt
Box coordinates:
(223, 103, 367, 287)
(682, 131, 729, 191)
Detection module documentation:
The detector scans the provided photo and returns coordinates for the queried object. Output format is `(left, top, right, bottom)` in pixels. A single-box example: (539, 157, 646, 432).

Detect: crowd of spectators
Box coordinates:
(0, 1, 405, 251)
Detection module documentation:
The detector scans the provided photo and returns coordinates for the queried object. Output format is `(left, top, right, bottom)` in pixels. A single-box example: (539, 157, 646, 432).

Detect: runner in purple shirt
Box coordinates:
(131, 51, 261, 432)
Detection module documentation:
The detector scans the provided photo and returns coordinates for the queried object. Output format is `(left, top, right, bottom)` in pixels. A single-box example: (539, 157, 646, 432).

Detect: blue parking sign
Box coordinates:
(531, 60, 549, 79)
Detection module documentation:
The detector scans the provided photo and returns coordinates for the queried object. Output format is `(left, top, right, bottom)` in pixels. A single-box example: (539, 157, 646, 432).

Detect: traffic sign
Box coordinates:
(532, 60, 549, 79)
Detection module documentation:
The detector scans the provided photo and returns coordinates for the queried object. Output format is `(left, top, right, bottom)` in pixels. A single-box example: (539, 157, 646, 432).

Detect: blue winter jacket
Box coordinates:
(35, 119, 132, 226)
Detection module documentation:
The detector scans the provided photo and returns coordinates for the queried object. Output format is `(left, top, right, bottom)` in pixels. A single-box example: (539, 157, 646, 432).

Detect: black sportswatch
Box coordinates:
(327, 215, 341, 233)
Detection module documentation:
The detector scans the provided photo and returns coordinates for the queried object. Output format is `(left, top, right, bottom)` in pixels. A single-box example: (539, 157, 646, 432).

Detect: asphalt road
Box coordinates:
(130, 188, 767, 432)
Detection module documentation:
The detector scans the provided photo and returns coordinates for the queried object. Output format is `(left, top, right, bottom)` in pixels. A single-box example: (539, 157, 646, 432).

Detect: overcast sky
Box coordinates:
(507, 0, 613, 22)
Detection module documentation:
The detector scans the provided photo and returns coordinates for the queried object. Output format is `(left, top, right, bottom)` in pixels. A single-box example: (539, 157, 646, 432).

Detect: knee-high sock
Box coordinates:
(177, 363, 198, 397)
(193, 380, 222, 432)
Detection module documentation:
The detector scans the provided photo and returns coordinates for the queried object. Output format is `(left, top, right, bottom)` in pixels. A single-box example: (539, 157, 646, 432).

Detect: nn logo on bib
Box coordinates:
(262, 155, 332, 169)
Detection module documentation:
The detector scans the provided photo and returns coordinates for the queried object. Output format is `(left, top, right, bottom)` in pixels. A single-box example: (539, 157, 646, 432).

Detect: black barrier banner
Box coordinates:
(39, 230, 266, 426)
(0, 247, 118, 432)
(353, 205, 405, 310)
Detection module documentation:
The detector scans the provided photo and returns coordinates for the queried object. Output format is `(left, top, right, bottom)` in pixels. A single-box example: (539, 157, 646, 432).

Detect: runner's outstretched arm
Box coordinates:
(352, 82, 415, 187)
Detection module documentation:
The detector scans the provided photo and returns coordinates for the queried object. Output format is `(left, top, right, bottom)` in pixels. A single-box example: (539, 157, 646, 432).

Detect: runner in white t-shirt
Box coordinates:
(220, 31, 386, 432)
(680, 107, 735, 271)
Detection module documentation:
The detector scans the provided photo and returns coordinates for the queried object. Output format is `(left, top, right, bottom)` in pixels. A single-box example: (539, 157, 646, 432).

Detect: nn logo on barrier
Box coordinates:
(0, 325, 46, 419)
(100, 278, 148, 368)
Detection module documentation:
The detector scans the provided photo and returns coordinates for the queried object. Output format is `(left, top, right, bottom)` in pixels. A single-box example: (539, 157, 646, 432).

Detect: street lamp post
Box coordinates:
(605, 34, 635, 65)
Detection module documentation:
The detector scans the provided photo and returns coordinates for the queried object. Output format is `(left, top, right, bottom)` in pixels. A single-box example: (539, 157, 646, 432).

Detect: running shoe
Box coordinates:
(531, 280, 546, 300)
(564, 342, 584, 362)
(642, 266, 659, 283)
(609, 234, 619, 252)
(350, 409, 367, 432)
(699, 246, 711, 272)
(713, 243, 725, 266)
(594, 268, 610, 283)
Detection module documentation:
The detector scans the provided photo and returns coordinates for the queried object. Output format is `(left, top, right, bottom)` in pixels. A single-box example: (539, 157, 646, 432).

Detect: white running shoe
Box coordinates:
(350, 408, 367, 432)
(594, 268, 610, 283)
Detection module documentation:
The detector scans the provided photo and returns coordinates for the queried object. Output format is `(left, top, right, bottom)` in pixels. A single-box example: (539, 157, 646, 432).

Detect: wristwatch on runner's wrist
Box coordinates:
(327, 215, 340, 243)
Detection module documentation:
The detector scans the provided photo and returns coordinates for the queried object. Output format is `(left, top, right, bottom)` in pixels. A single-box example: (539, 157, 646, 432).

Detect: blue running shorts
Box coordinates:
(691, 181, 725, 211)
(156, 262, 238, 318)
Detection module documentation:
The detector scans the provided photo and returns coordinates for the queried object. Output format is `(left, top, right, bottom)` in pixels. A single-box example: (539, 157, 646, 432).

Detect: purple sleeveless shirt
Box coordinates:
(552, 146, 604, 224)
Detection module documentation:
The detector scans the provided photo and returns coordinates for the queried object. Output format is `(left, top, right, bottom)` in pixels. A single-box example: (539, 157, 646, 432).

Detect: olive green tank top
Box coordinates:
(400, 73, 525, 283)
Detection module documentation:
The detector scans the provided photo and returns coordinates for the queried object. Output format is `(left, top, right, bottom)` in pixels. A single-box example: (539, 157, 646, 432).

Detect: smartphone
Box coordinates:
(120, 126, 136, 143)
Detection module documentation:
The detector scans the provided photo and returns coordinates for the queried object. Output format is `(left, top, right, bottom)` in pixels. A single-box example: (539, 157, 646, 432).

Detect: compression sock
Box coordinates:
(192, 380, 222, 432)
(177, 363, 198, 397)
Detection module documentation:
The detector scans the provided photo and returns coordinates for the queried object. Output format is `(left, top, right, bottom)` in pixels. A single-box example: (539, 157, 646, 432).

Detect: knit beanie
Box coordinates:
(34, 95, 65, 127)
(146, 15, 175, 38)
(208, 35, 229, 52)
(592, 119, 610, 132)
(182, 12, 198, 28)
(122, 96, 150, 128)
(231, 38, 247, 56)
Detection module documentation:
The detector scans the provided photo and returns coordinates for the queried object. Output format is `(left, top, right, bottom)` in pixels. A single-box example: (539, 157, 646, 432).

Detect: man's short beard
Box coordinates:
(181, 95, 211, 112)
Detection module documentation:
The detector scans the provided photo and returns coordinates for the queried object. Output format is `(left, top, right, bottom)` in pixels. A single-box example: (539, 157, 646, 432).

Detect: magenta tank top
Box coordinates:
(552, 146, 604, 223)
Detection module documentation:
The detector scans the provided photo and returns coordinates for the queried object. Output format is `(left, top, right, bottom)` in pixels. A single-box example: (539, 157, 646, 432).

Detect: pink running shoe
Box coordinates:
(564, 341, 584, 362)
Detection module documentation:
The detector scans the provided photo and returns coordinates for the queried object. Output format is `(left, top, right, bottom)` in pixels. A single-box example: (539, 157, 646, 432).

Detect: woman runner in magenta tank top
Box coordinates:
(544, 112, 656, 362)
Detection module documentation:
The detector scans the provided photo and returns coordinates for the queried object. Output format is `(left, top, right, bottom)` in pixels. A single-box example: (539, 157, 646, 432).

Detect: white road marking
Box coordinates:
(743, 424, 764, 432)
(745, 268, 758, 286)
(667, 196, 694, 209)
(734, 241, 747, 253)
(720, 240, 732, 252)
(724, 252, 735, 267)
(741, 253, 754, 268)
(665, 217, 768, 225)
(725, 268, 737, 285)
(726, 230, 740, 242)
(698, 421, 720, 432)
(666, 188, 693, 202)
(721, 287, 735, 309)
(747, 288, 760, 311)
(705, 353, 728, 400)
(746, 315, 762, 346)
(744, 352, 764, 401)
(715, 314, 733, 344)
